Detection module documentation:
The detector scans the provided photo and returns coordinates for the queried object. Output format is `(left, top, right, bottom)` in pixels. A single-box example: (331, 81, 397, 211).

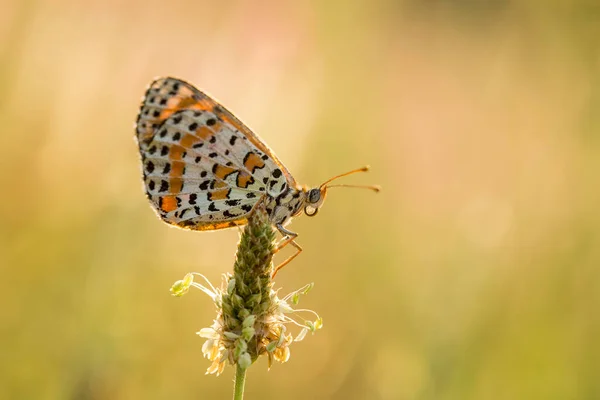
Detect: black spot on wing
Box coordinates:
(159, 180, 169, 192)
(199, 180, 210, 190)
(223, 210, 237, 218)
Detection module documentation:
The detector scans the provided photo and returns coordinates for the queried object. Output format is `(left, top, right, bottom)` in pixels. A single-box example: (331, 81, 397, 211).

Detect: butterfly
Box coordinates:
(135, 77, 379, 275)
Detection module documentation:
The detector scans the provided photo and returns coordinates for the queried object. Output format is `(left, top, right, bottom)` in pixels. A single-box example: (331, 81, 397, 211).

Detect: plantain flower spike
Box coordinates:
(170, 202, 322, 375)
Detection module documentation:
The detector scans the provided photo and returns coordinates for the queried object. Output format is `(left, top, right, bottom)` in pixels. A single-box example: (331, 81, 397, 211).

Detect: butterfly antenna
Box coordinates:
(319, 166, 380, 192)
(326, 183, 381, 192)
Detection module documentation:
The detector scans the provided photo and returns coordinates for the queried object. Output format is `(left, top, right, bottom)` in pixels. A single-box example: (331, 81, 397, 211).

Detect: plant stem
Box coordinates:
(233, 364, 247, 400)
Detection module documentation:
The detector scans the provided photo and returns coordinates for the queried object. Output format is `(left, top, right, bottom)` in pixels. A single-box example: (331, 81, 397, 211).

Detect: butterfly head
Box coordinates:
(303, 166, 380, 217)
(303, 187, 326, 217)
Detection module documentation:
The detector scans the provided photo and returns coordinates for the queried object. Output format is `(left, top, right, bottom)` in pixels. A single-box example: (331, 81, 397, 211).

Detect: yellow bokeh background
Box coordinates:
(2, 1, 599, 399)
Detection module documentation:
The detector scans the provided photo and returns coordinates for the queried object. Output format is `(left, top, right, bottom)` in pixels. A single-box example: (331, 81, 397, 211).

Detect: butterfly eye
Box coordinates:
(304, 205, 318, 217)
(307, 188, 320, 204)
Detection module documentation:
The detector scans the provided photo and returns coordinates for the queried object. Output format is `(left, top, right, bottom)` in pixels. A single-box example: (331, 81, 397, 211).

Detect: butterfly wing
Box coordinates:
(136, 77, 293, 230)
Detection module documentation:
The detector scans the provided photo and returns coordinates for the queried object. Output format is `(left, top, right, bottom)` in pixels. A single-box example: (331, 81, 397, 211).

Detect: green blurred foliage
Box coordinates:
(1, 0, 599, 399)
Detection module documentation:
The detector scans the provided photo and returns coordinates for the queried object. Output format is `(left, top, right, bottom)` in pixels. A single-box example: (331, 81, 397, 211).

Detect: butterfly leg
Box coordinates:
(272, 224, 303, 277)
(274, 224, 298, 252)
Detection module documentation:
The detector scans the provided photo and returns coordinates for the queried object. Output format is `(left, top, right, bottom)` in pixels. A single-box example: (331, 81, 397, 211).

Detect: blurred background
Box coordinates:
(1, 0, 599, 399)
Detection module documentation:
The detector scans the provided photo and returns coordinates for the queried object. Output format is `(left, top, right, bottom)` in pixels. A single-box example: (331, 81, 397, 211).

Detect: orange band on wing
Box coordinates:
(243, 152, 265, 173)
(181, 219, 246, 231)
(208, 189, 230, 200)
(169, 178, 183, 193)
(236, 171, 255, 188)
(180, 134, 199, 148)
(169, 145, 186, 160)
(161, 196, 178, 212)
(170, 161, 185, 177)
(213, 164, 236, 180)
(196, 126, 212, 140)
(159, 109, 175, 121)
(178, 97, 203, 109)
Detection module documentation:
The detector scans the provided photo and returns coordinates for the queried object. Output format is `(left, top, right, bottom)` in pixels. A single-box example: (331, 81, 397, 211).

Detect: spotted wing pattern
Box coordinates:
(136, 77, 294, 230)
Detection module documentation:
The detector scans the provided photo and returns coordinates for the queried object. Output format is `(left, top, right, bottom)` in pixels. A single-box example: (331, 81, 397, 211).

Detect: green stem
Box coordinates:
(233, 364, 247, 400)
